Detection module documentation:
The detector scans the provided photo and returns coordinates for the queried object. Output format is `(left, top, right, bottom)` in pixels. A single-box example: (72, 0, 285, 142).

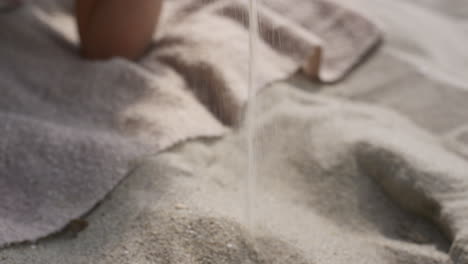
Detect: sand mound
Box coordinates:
(97, 211, 312, 264)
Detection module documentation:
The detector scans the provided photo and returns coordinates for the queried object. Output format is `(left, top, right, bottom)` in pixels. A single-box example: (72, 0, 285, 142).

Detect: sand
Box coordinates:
(3, 77, 465, 263)
(2, 0, 468, 263)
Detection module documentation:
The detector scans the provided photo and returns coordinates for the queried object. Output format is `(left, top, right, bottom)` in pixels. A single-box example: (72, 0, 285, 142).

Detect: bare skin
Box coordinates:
(76, 0, 163, 60)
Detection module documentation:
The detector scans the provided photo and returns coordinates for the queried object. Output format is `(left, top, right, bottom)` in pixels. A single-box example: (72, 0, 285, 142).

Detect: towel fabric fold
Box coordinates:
(0, 0, 380, 247)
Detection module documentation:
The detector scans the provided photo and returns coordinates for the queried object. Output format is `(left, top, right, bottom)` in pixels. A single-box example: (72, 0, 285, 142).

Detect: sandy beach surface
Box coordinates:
(2, 0, 468, 263)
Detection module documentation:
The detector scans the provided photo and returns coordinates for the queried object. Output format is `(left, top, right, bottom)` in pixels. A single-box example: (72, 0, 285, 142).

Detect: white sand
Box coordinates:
(2, 0, 468, 263)
(1, 80, 458, 264)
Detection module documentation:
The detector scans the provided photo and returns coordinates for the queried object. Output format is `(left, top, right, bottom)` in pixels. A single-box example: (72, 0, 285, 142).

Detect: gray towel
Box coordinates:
(0, 0, 380, 247)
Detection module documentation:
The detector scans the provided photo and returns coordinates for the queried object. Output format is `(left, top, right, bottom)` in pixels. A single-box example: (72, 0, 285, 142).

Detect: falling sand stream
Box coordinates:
(246, 0, 259, 229)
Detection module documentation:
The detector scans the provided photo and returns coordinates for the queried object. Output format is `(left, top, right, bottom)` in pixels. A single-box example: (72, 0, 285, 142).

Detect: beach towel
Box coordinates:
(0, 0, 381, 246)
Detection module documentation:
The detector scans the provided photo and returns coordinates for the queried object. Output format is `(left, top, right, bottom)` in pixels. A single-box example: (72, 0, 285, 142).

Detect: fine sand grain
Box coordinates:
(2, 0, 468, 263)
